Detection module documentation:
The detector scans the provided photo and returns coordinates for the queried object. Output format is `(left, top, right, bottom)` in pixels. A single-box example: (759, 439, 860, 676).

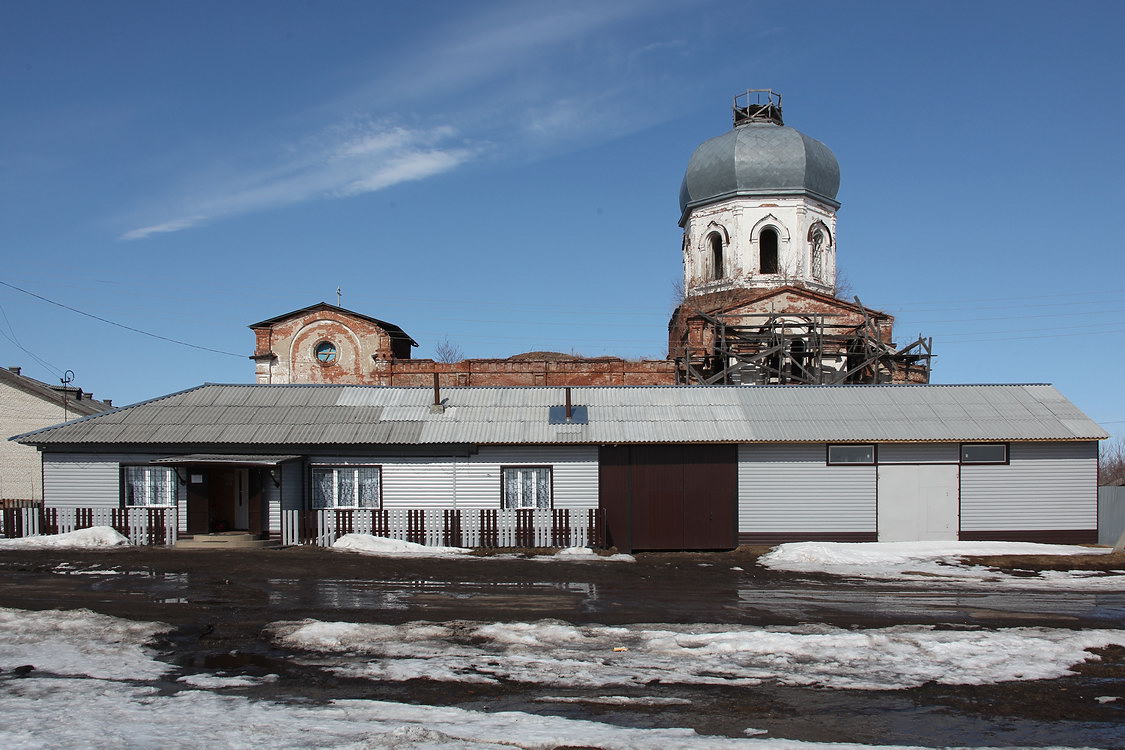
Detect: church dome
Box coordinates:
(679, 92, 840, 218)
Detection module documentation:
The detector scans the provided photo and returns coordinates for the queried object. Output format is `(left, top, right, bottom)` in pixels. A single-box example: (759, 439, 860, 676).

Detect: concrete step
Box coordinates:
(174, 534, 279, 549)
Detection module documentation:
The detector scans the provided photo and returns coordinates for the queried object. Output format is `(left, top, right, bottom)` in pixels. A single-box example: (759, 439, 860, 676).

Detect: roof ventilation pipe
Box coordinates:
(565, 387, 572, 421)
(430, 372, 446, 414)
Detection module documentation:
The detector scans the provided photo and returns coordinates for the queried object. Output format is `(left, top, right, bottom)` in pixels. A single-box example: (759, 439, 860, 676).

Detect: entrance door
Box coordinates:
(183, 465, 265, 536)
(233, 469, 250, 529)
(877, 464, 958, 542)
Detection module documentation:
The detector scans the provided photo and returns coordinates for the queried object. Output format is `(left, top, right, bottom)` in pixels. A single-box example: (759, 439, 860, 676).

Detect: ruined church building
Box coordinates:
(250, 90, 932, 387)
(19, 92, 1105, 550)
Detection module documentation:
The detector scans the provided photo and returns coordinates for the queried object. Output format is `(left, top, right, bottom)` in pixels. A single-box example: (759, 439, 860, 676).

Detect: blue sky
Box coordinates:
(2, 0, 1124, 439)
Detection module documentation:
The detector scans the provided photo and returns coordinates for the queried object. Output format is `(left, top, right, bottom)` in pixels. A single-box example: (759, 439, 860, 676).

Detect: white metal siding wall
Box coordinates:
(267, 460, 304, 535)
(469, 446, 598, 510)
(42, 453, 186, 515)
(960, 442, 1098, 531)
(307, 447, 598, 510)
(383, 460, 456, 508)
(738, 444, 876, 533)
(878, 443, 958, 464)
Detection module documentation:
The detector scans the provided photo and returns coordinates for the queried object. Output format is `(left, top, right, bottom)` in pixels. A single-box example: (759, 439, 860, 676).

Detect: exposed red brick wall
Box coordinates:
(377, 358, 676, 387)
(668, 286, 895, 358)
(253, 309, 398, 384)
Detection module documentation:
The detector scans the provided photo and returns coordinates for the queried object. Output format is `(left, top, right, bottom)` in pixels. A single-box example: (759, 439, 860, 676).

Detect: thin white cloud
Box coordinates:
(119, 0, 696, 240)
(121, 215, 207, 241)
(121, 122, 472, 241)
(368, 0, 668, 101)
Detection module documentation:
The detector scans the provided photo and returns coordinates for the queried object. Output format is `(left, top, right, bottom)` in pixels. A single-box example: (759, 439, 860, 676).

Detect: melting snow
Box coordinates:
(0, 526, 128, 549)
(0, 606, 986, 750)
(331, 535, 635, 561)
(758, 541, 1125, 588)
(332, 534, 471, 557)
(0, 607, 170, 680)
(269, 618, 1123, 691)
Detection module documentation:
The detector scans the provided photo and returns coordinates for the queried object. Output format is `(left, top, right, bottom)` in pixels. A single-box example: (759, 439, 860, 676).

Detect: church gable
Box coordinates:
(250, 303, 415, 385)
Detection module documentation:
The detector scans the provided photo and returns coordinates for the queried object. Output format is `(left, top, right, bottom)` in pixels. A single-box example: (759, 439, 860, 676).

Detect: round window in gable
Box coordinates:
(314, 340, 338, 365)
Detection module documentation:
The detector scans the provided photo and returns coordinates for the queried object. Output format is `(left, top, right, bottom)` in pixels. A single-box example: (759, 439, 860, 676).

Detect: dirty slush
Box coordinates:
(1, 545, 1123, 748)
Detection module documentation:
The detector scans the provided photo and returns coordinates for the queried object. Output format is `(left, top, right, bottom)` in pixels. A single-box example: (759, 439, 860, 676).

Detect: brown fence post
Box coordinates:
(151, 508, 165, 545)
(443, 509, 462, 548)
(515, 508, 532, 548)
(480, 509, 497, 548)
(589, 508, 605, 548)
(1, 508, 15, 538)
(300, 510, 316, 544)
(42, 507, 57, 535)
(551, 508, 569, 548)
(406, 509, 424, 544)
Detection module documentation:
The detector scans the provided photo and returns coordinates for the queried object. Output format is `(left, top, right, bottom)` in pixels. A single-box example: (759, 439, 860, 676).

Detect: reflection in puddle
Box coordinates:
(266, 578, 598, 611)
(736, 586, 1125, 625)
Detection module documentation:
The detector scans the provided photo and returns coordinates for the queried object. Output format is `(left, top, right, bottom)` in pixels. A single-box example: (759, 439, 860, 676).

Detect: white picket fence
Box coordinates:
(0, 506, 176, 546)
(282, 507, 604, 549)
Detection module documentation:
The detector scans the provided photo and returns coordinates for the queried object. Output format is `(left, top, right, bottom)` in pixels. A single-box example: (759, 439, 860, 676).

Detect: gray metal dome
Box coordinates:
(679, 122, 841, 219)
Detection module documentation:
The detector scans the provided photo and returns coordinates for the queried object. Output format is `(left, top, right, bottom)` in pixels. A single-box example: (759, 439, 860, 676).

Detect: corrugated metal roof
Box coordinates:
(10, 383, 1109, 446)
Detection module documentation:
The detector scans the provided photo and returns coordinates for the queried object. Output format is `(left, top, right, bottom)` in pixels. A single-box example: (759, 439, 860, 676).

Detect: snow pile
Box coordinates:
(0, 607, 170, 680)
(556, 546, 597, 557)
(0, 526, 128, 549)
(0, 676, 922, 750)
(331, 533, 470, 557)
(759, 541, 1123, 587)
(177, 673, 273, 688)
(331, 535, 634, 561)
(270, 617, 1123, 691)
(0, 605, 960, 749)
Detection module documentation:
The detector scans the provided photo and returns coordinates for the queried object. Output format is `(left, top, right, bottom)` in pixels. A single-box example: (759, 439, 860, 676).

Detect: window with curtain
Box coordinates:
(501, 467, 552, 509)
(311, 466, 381, 509)
(123, 466, 177, 507)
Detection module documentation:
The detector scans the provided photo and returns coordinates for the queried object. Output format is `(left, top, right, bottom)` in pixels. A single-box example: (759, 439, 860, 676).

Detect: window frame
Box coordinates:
(500, 465, 554, 510)
(959, 443, 1009, 465)
(826, 444, 877, 466)
(314, 340, 338, 365)
(759, 226, 780, 274)
(308, 464, 383, 509)
(706, 231, 725, 281)
(121, 465, 178, 508)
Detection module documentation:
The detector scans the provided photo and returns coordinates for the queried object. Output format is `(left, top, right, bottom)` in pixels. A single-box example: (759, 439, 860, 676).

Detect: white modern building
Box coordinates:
(12, 383, 1106, 550)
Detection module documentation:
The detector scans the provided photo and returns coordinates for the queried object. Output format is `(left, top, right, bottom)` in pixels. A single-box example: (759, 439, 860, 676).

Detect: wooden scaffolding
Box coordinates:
(676, 298, 933, 386)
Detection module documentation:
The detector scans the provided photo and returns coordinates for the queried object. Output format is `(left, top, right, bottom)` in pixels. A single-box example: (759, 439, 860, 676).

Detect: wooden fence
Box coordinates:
(0, 499, 40, 510)
(282, 507, 605, 549)
(0, 507, 176, 546)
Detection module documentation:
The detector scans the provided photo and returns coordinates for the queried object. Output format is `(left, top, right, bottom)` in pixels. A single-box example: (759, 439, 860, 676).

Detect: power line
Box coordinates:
(0, 280, 244, 358)
(0, 301, 65, 377)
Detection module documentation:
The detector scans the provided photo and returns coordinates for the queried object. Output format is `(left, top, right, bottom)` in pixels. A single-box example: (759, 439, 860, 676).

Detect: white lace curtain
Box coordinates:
(124, 467, 176, 507)
(311, 467, 380, 509)
(502, 467, 551, 509)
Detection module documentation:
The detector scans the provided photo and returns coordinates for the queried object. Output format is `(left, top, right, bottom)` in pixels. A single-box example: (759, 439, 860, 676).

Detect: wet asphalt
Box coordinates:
(1, 546, 1123, 748)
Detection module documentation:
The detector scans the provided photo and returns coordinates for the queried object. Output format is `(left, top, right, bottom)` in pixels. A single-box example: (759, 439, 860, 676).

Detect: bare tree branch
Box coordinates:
(433, 337, 463, 364)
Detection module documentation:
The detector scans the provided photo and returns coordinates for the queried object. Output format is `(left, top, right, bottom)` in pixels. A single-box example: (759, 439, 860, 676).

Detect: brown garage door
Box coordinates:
(599, 445, 737, 552)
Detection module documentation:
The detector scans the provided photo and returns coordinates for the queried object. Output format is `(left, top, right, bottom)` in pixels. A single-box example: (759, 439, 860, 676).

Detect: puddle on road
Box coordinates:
(265, 578, 598, 611)
(736, 586, 1125, 626)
